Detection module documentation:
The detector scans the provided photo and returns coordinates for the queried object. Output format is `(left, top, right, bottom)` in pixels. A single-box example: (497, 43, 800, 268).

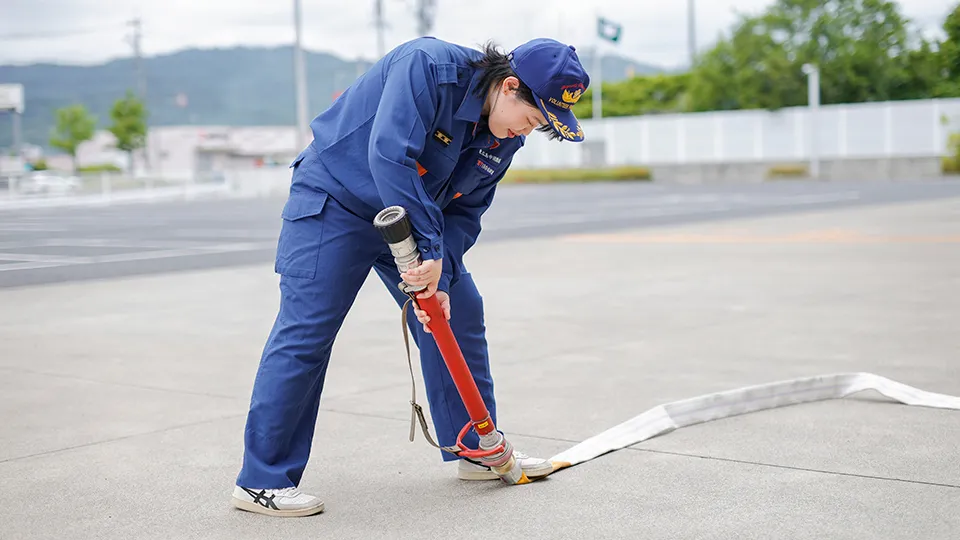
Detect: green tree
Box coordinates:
(107, 91, 148, 173)
(687, 0, 928, 110)
(574, 73, 692, 119)
(687, 15, 804, 111)
(899, 38, 949, 99)
(49, 104, 97, 173)
(935, 2, 960, 96)
(567, 0, 955, 119)
(942, 3, 960, 77)
(685, 40, 739, 111)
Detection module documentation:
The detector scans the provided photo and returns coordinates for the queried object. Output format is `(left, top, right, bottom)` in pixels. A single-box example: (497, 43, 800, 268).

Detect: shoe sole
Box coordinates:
(231, 497, 324, 517)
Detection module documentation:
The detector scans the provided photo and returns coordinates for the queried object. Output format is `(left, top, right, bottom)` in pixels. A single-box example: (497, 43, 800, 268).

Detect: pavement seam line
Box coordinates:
(628, 447, 960, 490)
(0, 413, 247, 465)
(320, 408, 406, 423)
(2, 394, 958, 492)
(323, 381, 416, 400)
(516, 431, 960, 490)
(317, 409, 960, 490)
(385, 422, 960, 491)
(0, 405, 406, 465)
(0, 365, 244, 401)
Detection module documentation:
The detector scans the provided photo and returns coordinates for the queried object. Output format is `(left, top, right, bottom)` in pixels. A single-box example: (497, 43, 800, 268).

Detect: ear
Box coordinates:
(502, 76, 521, 95)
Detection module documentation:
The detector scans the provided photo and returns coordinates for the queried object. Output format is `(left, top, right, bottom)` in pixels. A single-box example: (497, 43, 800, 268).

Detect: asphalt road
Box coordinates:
(1, 179, 959, 288)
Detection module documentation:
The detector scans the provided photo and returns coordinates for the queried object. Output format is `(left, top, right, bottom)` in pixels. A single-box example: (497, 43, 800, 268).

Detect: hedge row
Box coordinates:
(500, 166, 652, 184)
(499, 161, 960, 182)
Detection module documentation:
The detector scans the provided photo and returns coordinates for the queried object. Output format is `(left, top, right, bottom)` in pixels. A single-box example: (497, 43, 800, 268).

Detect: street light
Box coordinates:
(802, 63, 820, 179)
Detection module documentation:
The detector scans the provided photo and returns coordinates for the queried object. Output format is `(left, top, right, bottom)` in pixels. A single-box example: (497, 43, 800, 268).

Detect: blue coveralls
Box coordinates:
(236, 37, 525, 489)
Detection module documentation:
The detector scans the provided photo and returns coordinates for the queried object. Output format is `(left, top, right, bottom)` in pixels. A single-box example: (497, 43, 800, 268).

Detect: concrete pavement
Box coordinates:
(1, 195, 959, 539)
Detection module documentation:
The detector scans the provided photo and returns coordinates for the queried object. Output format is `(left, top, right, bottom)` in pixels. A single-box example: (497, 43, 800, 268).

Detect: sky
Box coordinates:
(0, 0, 954, 69)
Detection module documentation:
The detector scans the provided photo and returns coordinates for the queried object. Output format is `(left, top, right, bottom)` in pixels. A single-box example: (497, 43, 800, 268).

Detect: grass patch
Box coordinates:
(943, 156, 960, 174)
(945, 133, 960, 175)
(75, 176, 183, 194)
(765, 164, 809, 180)
(79, 164, 123, 173)
(501, 166, 652, 184)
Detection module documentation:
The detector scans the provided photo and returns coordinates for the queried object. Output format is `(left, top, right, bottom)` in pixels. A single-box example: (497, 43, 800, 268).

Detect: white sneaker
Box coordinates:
(457, 451, 554, 481)
(231, 486, 324, 517)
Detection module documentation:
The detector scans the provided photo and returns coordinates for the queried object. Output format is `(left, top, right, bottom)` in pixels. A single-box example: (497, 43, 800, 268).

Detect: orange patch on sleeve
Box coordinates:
(453, 192, 462, 199)
(416, 162, 427, 176)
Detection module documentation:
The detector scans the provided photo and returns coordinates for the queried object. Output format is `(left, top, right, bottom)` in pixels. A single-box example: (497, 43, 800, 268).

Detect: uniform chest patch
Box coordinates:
(476, 159, 496, 175)
(478, 148, 502, 164)
(433, 129, 453, 146)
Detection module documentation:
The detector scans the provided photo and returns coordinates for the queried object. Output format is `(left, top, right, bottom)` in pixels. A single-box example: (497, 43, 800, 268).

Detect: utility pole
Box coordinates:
(12, 109, 21, 156)
(127, 17, 149, 171)
(293, 0, 309, 151)
(688, 0, 696, 67)
(802, 63, 821, 179)
(416, 0, 436, 36)
(375, 0, 386, 58)
(127, 18, 146, 99)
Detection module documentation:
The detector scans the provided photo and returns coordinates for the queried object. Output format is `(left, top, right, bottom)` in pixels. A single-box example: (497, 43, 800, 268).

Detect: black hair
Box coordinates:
(467, 41, 560, 141)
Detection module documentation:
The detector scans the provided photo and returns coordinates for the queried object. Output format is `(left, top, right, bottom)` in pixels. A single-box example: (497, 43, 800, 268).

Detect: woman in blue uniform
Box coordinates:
(231, 36, 589, 517)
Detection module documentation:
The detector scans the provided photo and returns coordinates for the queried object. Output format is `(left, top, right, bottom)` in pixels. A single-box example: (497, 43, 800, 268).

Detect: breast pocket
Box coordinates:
(414, 139, 458, 192)
(447, 151, 498, 200)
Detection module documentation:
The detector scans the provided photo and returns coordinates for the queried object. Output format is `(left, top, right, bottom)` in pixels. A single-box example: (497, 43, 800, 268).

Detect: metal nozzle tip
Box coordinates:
(373, 205, 413, 244)
(492, 455, 526, 485)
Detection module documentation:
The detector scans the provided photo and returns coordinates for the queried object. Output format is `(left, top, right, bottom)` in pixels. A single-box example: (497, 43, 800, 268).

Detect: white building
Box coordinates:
(68, 125, 309, 180)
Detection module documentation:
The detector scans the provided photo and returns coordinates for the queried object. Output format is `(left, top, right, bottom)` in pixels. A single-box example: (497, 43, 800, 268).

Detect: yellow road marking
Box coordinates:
(561, 229, 960, 244)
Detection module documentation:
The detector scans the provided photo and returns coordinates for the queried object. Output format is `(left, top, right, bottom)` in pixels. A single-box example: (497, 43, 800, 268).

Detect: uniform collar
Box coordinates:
(455, 66, 508, 148)
(454, 67, 486, 123)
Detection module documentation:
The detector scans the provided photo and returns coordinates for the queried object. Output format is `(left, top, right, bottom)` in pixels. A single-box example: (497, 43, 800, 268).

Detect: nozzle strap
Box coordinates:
(401, 293, 460, 456)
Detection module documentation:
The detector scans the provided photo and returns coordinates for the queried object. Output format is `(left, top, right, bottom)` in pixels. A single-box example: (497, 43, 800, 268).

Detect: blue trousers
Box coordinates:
(235, 189, 498, 489)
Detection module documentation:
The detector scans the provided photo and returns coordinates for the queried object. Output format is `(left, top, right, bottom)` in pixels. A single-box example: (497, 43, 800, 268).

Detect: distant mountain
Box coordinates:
(0, 45, 665, 150)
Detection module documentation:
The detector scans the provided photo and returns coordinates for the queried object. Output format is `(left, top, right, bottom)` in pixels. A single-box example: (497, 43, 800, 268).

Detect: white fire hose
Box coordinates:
(548, 372, 960, 472)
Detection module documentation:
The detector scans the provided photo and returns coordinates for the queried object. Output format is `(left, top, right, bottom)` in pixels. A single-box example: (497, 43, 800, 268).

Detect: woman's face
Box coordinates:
(485, 77, 548, 140)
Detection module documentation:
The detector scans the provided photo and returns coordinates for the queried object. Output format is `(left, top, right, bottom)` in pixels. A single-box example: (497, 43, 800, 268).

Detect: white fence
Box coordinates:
(514, 98, 960, 169)
(0, 171, 262, 211)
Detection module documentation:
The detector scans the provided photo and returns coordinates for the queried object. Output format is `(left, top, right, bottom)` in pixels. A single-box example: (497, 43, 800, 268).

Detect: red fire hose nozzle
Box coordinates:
(373, 205, 528, 485)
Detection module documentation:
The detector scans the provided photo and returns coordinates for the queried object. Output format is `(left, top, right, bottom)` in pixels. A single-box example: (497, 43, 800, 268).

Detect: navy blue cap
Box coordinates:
(509, 38, 590, 142)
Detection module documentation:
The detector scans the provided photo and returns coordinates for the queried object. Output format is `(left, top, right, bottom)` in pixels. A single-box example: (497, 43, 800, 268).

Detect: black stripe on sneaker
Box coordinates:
(463, 457, 490, 469)
(241, 487, 279, 510)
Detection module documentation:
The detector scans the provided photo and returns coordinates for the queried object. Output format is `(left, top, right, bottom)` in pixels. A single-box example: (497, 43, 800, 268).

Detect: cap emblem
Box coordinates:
(561, 84, 585, 104)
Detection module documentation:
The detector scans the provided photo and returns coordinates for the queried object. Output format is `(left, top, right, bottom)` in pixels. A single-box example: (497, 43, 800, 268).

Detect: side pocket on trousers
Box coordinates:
(275, 192, 329, 279)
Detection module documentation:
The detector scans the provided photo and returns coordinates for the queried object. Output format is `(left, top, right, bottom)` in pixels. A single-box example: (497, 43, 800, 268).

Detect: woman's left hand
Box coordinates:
(413, 291, 450, 333)
(401, 258, 443, 297)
